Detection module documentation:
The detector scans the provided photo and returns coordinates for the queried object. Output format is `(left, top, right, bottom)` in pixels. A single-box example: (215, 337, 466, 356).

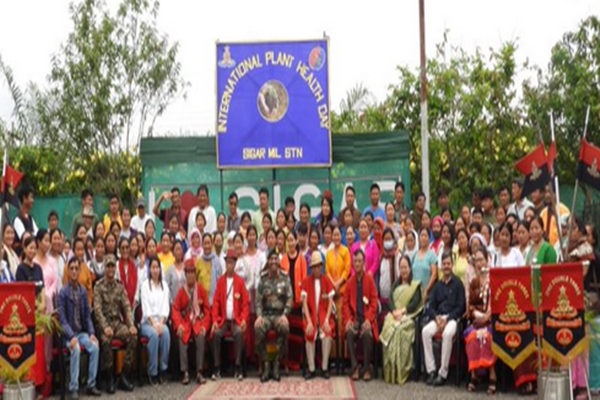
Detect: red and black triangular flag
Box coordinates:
(1, 165, 24, 208)
(515, 143, 551, 198)
(577, 138, 600, 192)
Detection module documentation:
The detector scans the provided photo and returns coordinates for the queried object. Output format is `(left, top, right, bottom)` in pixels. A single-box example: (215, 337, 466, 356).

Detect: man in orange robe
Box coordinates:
(171, 259, 211, 385)
(343, 248, 379, 381)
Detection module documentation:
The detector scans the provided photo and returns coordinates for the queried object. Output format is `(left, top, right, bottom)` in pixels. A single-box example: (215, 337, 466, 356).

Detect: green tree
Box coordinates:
(37, 0, 187, 157)
(331, 83, 392, 133)
(334, 34, 536, 210)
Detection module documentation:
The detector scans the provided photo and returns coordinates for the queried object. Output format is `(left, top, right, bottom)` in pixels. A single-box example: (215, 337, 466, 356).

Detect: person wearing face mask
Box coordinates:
(378, 228, 401, 315)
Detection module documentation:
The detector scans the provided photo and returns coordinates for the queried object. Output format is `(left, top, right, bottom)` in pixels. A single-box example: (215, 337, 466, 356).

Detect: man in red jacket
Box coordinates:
(171, 260, 211, 385)
(301, 251, 335, 380)
(211, 249, 250, 381)
(343, 249, 379, 381)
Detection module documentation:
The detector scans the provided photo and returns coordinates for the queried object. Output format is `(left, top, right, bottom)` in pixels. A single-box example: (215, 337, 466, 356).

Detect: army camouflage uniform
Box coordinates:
(255, 270, 293, 361)
(93, 277, 137, 374)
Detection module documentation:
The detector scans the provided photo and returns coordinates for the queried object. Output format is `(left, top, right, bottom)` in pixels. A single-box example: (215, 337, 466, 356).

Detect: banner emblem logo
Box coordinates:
(257, 81, 289, 122)
(309, 46, 326, 71)
(218, 45, 236, 68)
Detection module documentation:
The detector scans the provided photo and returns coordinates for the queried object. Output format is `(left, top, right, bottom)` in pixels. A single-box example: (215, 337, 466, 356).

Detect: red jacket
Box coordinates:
(171, 283, 211, 344)
(342, 272, 379, 341)
(301, 275, 335, 341)
(212, 273, 250, 328)
(280, 252, 307, 306)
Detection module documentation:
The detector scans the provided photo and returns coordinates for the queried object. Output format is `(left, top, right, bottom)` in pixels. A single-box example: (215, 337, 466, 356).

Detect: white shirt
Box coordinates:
(314, 279, 321, 310)
(141, 280, 170, 324)
(13, 214, 38, 240)
(226, 277, 234, 320)
(495, 247, 526, 268)
(234, 257, 254, 294)
(507, 198, 534, 220)
(188, 205, 217, 237)
(131, 214, 153, 233)
(135, 263, 149, 305)
(379, 253, 401, 300)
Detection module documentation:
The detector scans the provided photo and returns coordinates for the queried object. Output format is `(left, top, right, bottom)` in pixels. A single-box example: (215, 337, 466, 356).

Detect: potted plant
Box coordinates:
(0, 310, 59, 400)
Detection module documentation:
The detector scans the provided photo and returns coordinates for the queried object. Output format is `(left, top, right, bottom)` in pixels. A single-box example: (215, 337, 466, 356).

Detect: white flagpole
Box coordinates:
(549, 112, 565, 258)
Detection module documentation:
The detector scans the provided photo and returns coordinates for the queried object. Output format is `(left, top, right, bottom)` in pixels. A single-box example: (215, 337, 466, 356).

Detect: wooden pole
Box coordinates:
(565, 106, 590, 260)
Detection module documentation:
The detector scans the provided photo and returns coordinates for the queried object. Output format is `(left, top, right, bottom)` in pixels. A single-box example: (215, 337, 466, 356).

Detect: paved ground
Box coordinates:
(49, 372, 529, 400)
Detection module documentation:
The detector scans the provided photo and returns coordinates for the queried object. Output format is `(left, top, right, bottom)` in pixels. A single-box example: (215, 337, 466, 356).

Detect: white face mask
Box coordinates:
(384, 240, 395, 251)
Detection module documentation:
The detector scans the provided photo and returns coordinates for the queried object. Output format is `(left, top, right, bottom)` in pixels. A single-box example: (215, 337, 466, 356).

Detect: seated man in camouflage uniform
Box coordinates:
(93, 255, 137, 394)
(255, 249, 293, 382)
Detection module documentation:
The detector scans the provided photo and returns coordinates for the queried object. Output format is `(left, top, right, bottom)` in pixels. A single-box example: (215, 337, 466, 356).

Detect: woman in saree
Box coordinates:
(380, 255, 423, 385)
(464, 246, 497, 394)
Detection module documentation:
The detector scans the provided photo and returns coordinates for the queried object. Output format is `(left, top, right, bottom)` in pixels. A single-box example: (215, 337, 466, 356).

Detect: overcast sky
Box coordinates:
(1, 0, 598, 137)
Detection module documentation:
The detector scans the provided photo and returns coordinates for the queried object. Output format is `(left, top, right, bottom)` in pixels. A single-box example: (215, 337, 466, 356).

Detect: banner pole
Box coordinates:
(532, 263, 545, 400)
(565, 106, 590, 260)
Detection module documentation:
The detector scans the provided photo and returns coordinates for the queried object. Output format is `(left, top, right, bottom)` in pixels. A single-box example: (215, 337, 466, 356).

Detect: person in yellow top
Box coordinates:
(325, 226, 351, 357)
(158, 232, 175, 274)
(62, 237, 95, 305)
(103, 194, 123, 235)
(539, 184, 570, 247)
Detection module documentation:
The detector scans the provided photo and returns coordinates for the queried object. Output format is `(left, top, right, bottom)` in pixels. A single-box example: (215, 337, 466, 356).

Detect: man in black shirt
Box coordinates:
(422, 251, 465, 387)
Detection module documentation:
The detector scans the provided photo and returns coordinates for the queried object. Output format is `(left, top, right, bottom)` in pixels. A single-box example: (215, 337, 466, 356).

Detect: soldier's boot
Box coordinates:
(118, 374, 134, 392)
(260, 361, 271, 383)
(106, 371, 116, 394)
(272, 356, 281, 382)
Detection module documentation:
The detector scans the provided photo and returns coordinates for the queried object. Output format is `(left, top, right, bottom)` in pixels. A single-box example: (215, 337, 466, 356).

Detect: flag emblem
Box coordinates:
(587, 158, 600, 179)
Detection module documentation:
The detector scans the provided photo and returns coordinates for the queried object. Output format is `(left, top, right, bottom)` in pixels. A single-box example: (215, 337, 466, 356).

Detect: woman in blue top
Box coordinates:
(410, 227, 438, 302)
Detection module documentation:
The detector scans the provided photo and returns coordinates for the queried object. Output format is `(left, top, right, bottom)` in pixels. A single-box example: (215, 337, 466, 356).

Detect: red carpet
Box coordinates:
(188, 376, 357, 399)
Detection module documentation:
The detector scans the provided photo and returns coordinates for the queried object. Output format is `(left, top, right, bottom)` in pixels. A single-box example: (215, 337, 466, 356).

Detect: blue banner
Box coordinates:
(216, 39, 331, 168)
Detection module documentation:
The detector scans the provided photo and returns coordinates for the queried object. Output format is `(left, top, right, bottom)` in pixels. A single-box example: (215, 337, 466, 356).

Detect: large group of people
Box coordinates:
(0, 178, 599, 400)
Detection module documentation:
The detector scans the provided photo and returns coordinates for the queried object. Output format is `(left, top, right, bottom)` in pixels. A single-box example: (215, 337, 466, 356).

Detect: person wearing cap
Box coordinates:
(70, 189, 98, 239)
(172, 258, 211, 385)
(131, 197, 153, 234)
(211, 249, 249, 381)
(255, 249, 293, 382)
(343, 248, 379, 381)
(93, 254, 136, 394)
(301, 251, 335, 380)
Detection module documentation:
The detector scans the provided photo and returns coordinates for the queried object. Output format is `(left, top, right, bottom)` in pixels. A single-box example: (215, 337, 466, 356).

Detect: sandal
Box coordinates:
(467, 377, 479, 392)
(487, 379, 496, 395)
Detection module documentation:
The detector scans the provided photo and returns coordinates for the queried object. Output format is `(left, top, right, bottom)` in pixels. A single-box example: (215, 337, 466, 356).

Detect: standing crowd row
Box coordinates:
(0, 179, 598, 399)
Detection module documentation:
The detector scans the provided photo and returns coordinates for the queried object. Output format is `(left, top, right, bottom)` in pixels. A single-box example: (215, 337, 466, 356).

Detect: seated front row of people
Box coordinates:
(58, 247, 467, 394)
